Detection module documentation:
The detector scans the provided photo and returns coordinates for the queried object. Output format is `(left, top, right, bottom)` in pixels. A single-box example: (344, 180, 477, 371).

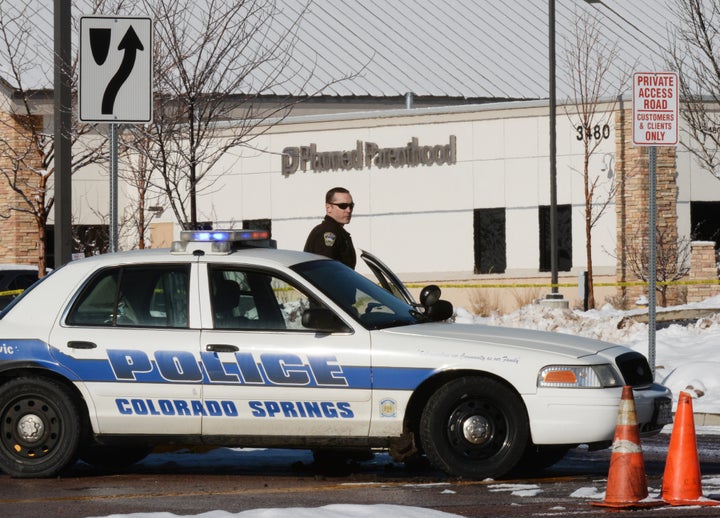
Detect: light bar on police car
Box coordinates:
(171, 229, 273, 254)
(180, 230, 269, 242)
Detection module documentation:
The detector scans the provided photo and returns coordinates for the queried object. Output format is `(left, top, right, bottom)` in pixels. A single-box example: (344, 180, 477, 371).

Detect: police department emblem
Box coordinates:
(323, 232, 336, 246)
(380, 398, 396, 418)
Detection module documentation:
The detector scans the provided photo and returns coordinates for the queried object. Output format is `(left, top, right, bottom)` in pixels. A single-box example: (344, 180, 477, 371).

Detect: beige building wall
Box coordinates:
(1, 99, 719, 312)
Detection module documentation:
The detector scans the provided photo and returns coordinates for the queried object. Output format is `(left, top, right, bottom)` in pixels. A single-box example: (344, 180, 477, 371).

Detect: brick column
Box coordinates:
(0, 112, 41, 264)
(615, 108, 680, 306)
(687, 241, 719, 302)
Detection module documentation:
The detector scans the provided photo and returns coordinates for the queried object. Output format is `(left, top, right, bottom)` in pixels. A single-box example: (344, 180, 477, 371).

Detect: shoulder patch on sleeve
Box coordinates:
(323, 232, 337, 247)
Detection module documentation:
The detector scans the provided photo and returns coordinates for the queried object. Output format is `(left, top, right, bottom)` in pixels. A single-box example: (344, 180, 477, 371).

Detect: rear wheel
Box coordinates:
(420, 376, 528, 479)
(0, 377, 82, 478)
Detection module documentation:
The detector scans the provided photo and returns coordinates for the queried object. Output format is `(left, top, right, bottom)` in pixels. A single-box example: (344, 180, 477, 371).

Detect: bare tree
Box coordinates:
(625, 227, 691, 307)
(668, 0, 720, 179)
(129, 0, 358, 230)
(0, 1, 117, 274)
(119, 129, 164, 248)
(562, 12, 629, 308)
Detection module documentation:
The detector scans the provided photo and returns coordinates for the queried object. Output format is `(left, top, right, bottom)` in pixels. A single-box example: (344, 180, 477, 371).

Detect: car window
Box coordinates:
(360, 250, 416, 305)
(209, 266, 313, 330)
(66, 265, 190, 328)
(7, 273, 39, 291)
(291, 260, 420, 330)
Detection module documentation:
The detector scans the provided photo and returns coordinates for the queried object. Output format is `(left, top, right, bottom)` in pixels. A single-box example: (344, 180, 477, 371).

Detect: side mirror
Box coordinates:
(301, 307, 351, 333)
(419, 284, 441, 307)
(425, 299, 454, 321)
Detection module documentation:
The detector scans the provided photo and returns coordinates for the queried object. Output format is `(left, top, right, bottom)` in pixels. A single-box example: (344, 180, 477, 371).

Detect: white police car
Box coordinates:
(0, 230, 671, 479)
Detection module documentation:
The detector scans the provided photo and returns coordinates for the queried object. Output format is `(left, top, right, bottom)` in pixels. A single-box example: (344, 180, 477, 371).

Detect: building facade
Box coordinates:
(2, 98, 720, 310)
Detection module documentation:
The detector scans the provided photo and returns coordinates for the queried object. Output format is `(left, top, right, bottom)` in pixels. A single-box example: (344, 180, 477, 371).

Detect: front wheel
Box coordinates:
(0, 377, 82, 478)
(419, 376, 529, 479)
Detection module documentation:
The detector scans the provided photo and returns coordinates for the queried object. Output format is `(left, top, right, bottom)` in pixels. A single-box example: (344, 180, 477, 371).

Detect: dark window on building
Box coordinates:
(243, 218, 272, 236)
(539, 204, 572, 272)
(46, 224, 109, 269)
(473, 208, 506, 274)
(188, 221, 213, 230)
(73, 225, 110, 257)
(691, 201, 720, 249)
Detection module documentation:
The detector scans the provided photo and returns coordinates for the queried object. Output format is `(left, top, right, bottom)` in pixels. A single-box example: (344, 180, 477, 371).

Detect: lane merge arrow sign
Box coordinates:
(79, 16, 153, 123)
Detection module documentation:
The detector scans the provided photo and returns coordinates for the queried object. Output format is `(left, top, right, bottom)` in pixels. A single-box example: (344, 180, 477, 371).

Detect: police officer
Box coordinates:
(305, 188, 372, 466)
(304, 187, 357, 269)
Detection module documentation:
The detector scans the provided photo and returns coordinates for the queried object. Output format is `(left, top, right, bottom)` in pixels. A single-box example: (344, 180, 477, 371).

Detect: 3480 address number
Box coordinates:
(576, 124, 611, 141)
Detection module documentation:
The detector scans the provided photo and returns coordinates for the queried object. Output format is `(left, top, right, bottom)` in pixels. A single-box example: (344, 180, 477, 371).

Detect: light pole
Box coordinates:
(54, 0, 72, 268)
(546, 0, 563, 303)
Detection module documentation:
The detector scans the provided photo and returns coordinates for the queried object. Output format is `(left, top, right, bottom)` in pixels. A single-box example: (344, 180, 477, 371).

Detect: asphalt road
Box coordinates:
(2, 430, 720, 517)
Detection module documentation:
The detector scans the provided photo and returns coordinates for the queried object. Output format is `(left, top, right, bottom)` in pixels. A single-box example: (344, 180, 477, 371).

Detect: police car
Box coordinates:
(0, 230, 671, 479)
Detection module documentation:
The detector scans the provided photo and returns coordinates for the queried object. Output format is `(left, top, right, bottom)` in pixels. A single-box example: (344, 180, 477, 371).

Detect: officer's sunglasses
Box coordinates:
(329, 202, 355, 210)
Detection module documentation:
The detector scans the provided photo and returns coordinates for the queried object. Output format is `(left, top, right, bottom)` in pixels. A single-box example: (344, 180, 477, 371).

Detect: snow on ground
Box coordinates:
(88, 505, 460, 518)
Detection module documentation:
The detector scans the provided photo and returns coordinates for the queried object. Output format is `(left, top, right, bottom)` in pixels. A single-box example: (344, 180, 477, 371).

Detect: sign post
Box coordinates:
(79, 16, 153, 253)
(632, 71, 679, 374)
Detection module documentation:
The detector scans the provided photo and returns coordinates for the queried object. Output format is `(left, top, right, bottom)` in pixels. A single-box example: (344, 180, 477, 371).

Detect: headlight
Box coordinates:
(537, 364, 622, 388)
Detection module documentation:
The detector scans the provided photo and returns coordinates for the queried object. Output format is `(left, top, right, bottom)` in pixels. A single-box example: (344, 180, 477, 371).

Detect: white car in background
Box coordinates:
(0, 230, 672, 478)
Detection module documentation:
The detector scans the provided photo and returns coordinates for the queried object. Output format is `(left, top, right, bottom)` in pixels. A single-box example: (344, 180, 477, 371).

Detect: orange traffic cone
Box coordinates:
(661, 391, 720, 506)
(591, 386, 662, 508)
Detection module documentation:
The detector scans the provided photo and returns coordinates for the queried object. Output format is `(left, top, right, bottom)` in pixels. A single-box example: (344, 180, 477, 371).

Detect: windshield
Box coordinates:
(292, 260, 421, 330)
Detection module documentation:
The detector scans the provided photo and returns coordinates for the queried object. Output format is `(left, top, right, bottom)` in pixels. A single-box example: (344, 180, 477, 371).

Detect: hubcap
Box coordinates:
(462, 415, 491, 445)
(17, 414, 45, 443)
(447, 398, 509, 460)
(1, 396, 60, 460)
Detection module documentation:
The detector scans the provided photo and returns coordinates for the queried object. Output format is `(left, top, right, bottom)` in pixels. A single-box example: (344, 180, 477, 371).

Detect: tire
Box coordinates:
(79, 443, 152, 470)
(419, 376, 529, 479)
(0, 377, 82, 478)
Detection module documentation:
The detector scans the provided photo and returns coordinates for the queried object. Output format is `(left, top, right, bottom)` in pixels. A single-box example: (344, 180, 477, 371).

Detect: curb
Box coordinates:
(693, 413, 720, 427)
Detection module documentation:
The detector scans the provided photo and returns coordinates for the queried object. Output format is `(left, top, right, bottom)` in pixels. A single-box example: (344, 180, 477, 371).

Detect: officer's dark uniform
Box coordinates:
(303, 215, 356, 269)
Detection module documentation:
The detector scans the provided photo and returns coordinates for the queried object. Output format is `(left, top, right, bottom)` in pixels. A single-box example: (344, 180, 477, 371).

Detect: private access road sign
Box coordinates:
(632, 71, 678, 147)
(79, 16, 153, 123)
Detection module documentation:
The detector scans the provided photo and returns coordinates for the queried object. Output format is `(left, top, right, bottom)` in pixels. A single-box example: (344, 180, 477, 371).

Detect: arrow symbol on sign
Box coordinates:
(102, 26, 144, 115)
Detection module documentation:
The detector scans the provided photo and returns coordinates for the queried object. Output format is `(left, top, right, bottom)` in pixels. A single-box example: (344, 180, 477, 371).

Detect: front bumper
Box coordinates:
(524, 383, 672, 445)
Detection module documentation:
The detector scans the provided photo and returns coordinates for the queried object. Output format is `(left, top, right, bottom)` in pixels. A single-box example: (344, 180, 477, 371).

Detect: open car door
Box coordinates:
(360, 250, 417, 305)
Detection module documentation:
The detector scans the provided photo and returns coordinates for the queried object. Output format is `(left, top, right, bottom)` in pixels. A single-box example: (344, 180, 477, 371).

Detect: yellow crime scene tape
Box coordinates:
(405, 279, 720, 290)
(0, 289, 24, 297)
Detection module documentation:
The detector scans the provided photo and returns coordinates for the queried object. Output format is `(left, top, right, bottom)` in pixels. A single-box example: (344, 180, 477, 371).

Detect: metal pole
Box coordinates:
(648, 146, 657, 375)
(53, 0, 72, 267)
(109, 123, 118, 253)
(549, 0, 559, 294)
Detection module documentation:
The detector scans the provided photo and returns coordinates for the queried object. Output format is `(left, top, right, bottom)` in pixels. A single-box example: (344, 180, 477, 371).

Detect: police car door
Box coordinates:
(200, 263, 372, 438)
(49, 262, 203, 435)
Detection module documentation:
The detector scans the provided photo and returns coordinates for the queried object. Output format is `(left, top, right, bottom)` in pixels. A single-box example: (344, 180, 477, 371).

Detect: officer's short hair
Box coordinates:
(325, 187, 350, 203)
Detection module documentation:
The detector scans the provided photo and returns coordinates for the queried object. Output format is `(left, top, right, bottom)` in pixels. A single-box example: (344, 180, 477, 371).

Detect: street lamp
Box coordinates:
(546, 0, 562, 302)
(54, 0, 72, 268)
